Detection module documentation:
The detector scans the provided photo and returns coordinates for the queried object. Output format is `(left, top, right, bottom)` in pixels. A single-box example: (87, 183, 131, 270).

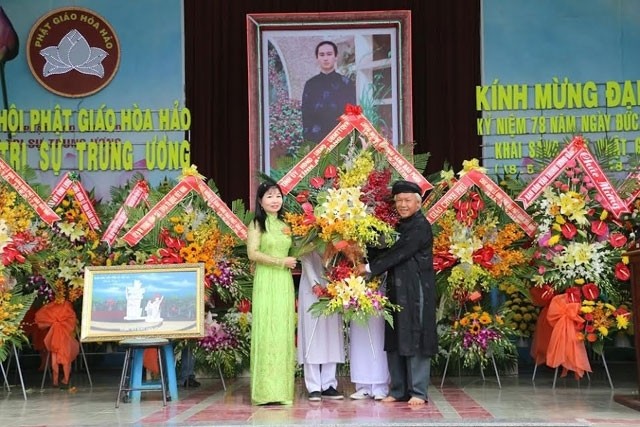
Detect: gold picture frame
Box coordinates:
(247, 10, 413, 204)
(80, 263, 205, 342)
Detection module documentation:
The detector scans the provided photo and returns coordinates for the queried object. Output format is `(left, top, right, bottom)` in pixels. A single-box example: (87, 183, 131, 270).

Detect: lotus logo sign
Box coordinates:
(27, 7, 120, 98)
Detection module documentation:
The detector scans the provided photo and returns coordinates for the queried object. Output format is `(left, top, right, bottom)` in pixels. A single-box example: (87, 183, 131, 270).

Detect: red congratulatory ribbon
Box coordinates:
(427, 169, 537, 237)
(0, 158, 60, 225)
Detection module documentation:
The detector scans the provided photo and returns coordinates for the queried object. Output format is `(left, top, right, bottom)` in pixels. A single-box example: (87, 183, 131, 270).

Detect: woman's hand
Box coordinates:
(283, 256, 297, 269)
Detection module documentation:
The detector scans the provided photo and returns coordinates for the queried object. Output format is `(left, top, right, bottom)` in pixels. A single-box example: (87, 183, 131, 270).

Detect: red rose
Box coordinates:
(560, 223, 577, 239)
(301, 202, 316, 225)
(581, 283, 599, 301)
(312, 284, 328, 298)
(453, 200, 469, 212)
(333, 240, 349, 251)
(614, 307, 629, 316)
(323, 165, 338, 179)
(608, 232, 627, 248)
(615, 262, 631, 281)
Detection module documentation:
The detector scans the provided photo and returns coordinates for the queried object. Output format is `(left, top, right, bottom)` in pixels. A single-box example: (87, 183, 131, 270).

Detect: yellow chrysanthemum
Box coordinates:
(616, 315, 630, 329)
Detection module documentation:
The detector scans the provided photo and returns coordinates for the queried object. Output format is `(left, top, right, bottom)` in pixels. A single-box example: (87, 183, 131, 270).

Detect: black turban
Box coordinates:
(391, 180, 421, 196)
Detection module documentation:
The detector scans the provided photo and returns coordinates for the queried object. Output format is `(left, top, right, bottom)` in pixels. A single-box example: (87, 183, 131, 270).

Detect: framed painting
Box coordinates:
(247, 10, 413, 203)
(80, 263, 205, 342)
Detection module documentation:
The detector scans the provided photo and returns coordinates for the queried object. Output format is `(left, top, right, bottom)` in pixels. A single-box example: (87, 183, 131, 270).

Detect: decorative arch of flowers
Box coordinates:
(0, 161, 255, 377)
(516, 136, 637, 357)
(274, 105, 436, 326)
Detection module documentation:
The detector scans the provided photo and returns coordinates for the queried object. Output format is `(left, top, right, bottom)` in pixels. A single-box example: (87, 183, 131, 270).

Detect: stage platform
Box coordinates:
(0, 362, 638, 427)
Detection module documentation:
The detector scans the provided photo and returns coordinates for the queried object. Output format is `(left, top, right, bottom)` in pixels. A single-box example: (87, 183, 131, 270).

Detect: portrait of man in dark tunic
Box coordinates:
(301, 40, 357, 144)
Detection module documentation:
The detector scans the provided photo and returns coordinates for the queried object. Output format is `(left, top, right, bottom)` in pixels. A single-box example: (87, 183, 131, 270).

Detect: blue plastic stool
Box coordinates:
(116, 338, 178, 406)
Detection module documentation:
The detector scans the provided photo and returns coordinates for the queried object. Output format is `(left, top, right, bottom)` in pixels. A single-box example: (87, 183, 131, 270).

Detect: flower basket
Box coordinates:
(438, 305, 517, 371)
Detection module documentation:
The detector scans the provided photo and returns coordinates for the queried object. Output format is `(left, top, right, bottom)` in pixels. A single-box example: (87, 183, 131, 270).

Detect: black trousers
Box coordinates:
(387, 351, 430, 401)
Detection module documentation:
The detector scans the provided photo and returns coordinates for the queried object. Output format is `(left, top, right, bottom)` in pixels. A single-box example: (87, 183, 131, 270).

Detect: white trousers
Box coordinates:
(354, 382, 389, 396)
(304, 363, 338, 393)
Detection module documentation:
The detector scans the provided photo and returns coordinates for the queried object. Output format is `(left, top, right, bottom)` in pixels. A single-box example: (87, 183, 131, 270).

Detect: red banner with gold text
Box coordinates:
(427, 170, 537, 237)
(122, 176, 248, 245)
(122, 178, 197, 246)
(516, 136, 629, 218)
(195, 180, 248, 240)
(47, 173, 101, 231)
(278, 108, 432, 195)
(101, 180, 150, 245)
(0, 158, 60, 225)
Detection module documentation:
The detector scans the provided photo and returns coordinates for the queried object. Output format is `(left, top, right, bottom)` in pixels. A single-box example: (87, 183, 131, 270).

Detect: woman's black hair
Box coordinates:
(253, 182, 285, 232)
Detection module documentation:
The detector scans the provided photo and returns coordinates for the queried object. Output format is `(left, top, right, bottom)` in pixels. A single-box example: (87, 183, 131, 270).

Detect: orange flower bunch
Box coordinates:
(432, 196, 531, 304)
(578, 299, 631, 345)
(283, 212, 315, 237)
(146, 209, 251, 304)
(166, 214, 237, 276)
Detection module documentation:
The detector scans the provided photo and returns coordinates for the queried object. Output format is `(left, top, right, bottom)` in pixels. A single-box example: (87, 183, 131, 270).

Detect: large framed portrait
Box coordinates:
(247, 10, 413, 199)
(80, 263, 205, 342)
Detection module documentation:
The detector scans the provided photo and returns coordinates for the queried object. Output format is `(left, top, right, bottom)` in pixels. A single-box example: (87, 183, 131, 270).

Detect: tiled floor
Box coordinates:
(1, 360, 639, 426)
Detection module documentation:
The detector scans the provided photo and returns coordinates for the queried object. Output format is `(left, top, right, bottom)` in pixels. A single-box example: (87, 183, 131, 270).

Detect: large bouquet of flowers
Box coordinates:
(283, 134, 406, 324)
(0, 177, 44, 360)
(120, 172, 253, 306)
(191, 304, 252, 378)
(1, 166, 256, 377)
(0, 176, 50, 287)
(32, 187, 104, 304)
(308, 273, 399, 325)
(118, 171, 254, 377)
(438, 305, 517, 370)
(431, 161, 531, 307)
(528, 150, 631, 303)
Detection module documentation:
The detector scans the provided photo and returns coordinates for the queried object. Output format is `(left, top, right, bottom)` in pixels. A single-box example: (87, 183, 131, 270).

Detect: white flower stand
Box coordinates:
(531, 348, 613, 390)
(439, 347, 502, 389)
(1, 344, 28, 400)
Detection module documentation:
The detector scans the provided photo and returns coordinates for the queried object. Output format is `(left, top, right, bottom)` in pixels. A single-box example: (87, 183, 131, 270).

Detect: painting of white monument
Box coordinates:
(80, 263, 205, 342)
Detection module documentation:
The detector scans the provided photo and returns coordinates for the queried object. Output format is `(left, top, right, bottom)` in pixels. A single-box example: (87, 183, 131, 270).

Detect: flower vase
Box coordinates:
(516, 337, 530, 348)
(614, 332, 632, 348)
